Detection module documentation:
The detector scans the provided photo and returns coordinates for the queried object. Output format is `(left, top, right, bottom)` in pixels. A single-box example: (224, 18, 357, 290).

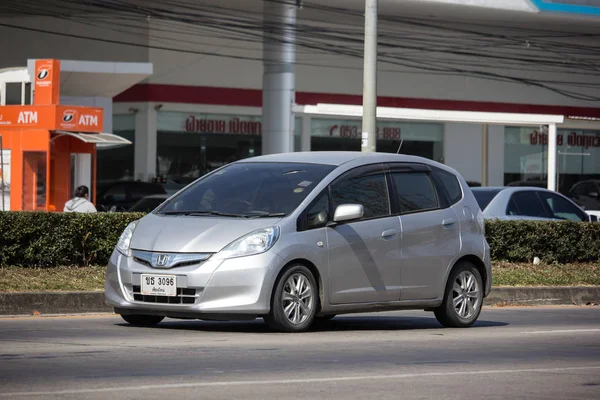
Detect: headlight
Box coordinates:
(213, 226, 280, 260)
(116, 221, 138, 257)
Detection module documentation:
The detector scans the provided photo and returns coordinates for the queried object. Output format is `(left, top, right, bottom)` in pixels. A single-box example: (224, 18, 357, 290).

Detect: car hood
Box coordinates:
(130, 213, 282, 253)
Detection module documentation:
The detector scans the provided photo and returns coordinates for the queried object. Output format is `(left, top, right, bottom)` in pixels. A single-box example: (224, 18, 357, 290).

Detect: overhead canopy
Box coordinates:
(26, 59, 153, 98)
(297, 103, 565, 126)
(52, 130, 132, 149)
(296, 102, 568, 192)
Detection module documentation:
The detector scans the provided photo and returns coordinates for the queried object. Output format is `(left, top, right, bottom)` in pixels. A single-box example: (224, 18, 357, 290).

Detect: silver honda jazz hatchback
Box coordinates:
(105, 151, 491, 332)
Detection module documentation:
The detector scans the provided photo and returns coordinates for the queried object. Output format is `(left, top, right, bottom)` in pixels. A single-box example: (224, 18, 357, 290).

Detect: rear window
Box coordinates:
(472, 189, 501, 211)
(391, 172, 439, 213)
(435, 169, 462, 205)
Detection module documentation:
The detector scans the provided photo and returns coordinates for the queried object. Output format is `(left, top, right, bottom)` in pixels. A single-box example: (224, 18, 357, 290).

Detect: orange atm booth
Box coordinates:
(0, 59, 130, 212)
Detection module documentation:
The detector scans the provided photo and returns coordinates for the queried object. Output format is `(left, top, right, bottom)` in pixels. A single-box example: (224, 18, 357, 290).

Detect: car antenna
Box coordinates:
(396, 139, 404, 154)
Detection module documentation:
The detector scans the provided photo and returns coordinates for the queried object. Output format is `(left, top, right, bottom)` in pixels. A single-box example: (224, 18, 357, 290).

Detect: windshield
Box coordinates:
(156, 162, 335, 217)
(472, 189, 502, 211)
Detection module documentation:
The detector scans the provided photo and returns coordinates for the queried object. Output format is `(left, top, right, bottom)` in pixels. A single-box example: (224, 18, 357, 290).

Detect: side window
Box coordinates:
(572, 183, 595, 196)
(539, 192, 585, 222)
(391, 172, 439, 213)
(434, 169, 463, 205)
(507, 191, 548, 218)
(331, 173, 390, 219)
(572, 183, 587, 196)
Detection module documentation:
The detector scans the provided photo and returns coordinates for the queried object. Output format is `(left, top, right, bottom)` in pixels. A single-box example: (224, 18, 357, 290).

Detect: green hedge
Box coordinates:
(0, 212, 144, 267)
(1, 212, 600, 267)
(486, 220, 600, 264)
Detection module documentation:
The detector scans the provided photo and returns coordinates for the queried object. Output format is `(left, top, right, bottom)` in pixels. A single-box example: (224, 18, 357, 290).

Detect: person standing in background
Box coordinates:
(64, 185, 97, 213)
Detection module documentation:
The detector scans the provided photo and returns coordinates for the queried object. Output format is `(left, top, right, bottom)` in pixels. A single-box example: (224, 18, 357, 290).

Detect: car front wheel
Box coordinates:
(265, 265, 318, 333)
(434, 262, 483, 328)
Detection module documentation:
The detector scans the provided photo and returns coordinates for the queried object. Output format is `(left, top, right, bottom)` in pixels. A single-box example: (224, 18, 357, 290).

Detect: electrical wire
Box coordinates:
(2, 0, 600, 101)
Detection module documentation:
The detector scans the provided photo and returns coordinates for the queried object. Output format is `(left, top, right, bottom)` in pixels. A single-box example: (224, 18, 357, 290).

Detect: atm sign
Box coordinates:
(55, 106, 103, 132)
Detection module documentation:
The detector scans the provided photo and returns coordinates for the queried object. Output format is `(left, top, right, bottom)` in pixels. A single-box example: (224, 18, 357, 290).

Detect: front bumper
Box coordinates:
(104, 249, 284, 319)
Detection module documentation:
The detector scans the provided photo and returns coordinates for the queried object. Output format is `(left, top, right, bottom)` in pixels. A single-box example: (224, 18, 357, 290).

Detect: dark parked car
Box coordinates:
(96, 181, 167, 212)
(128, 194, 170, 213)
(569, 180, 600, 212)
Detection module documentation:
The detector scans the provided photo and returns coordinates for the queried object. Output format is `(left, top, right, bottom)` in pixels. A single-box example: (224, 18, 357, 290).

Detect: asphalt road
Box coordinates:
(0, 307, 599, 399)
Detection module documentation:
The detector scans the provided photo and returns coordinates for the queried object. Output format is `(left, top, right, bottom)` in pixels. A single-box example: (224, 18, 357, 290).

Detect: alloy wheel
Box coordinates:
(281, 273, 314, 325)
(452, 270, 481, 319)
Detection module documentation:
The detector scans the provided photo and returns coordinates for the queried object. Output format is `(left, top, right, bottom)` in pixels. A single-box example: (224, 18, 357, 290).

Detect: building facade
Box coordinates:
(1, 0, 600, 198)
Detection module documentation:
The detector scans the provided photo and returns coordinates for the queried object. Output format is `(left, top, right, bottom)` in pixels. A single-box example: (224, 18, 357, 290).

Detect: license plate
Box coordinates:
(141, 274, 177, 297)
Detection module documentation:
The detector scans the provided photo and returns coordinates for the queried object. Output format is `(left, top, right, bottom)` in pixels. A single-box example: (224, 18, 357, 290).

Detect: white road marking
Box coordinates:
(1, 365, 600, 397)
(523, 329, 600, 334)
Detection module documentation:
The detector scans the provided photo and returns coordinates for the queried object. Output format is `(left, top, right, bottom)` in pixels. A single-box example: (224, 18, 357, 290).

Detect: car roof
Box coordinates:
(240, 151, 438, 166)
(471, 186, 558, 195)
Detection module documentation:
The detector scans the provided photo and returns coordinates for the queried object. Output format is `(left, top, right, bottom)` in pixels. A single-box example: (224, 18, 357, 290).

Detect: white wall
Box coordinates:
(488, 125, 506, 186)
(443, 123, 483, 183)
(0, 15, 149, 70)
(141, 8, 600, 110)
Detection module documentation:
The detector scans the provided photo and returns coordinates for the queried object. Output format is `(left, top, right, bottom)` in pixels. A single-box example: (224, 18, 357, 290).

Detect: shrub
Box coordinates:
(1, 212, 600, 267)
(485, 220, 600, 264)
(0, 212, 144, 267)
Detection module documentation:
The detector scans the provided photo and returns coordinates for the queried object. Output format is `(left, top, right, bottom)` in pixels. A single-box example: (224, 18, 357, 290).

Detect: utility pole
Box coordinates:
(361, 0, 378, 153)
(262, 0, 297, 155)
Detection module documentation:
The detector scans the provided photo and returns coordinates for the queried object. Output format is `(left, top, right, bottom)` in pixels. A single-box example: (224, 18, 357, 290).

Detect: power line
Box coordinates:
(2, 0, 600, 100)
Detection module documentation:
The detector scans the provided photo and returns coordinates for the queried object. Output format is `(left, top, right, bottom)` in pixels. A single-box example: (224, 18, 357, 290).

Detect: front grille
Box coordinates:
(132, 286, 197, 304)
(131, 250, 212, 270)
(133, 257, 201, 269)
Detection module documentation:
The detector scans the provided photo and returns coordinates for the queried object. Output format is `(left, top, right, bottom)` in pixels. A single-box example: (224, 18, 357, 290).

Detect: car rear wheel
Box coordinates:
(265, 265, 318, 333)
(120, 314, 165, 327)
(434, 261, 483, 328)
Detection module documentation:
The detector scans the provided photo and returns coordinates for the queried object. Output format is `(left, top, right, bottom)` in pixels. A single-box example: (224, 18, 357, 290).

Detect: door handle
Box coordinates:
(381, 229, 398, 238)
(442, 218, 456, 227)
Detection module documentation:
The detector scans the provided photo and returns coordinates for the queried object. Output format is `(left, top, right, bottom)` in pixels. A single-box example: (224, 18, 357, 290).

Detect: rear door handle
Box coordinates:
(381, 229, 398, 238)
(442, 218, 456, 227)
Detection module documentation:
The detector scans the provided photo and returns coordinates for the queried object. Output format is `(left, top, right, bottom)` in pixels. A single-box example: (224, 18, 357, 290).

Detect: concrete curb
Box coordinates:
(1, 287, 599, 316)
(0, 291, 111, 316)
(484, 286, 600, 306)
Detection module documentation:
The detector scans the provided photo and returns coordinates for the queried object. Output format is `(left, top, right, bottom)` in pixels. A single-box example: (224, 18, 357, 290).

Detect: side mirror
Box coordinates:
(333, 204, 364, 223)
(589, 214, 598, 222)
(589, 192, 599, 198)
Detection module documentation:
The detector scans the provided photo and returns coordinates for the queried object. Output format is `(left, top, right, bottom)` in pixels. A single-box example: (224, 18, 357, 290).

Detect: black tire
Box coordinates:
(265, 265, 318, 333)
(434, 261, 483, 328)
(120, 314, 165, 327)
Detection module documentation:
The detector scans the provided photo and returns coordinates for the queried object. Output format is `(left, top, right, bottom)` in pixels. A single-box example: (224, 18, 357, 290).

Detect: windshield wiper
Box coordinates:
(159, 210, 286, 218)
(246, 213, 286, 218)
(159, 210, 247, 218)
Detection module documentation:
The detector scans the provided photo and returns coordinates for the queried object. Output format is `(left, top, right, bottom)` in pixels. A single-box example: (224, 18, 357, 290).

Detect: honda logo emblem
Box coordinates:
(154, 254, 170, 267)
